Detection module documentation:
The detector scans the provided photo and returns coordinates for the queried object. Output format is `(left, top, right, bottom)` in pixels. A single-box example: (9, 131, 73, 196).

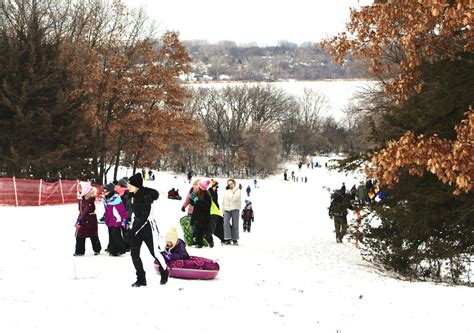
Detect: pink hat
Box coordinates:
(79, 181, 92, 198)
(199, 179, 210, 191)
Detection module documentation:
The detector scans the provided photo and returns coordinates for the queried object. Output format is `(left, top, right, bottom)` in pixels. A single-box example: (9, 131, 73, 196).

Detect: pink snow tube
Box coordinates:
(155, 256, 220, 280)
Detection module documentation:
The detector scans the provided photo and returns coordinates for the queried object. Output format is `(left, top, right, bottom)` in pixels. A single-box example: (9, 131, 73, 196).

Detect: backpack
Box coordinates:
(329, 191, 349, 217)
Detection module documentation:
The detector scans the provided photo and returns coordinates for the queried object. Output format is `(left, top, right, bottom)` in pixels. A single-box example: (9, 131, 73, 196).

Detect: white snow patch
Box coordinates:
(0, 158, 472, 332)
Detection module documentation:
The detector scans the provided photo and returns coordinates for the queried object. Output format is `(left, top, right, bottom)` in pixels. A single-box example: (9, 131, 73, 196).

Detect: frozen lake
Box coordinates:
(185, 80, 377, 122)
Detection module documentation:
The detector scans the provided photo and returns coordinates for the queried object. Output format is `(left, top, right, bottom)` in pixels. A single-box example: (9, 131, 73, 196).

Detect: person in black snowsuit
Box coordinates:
(246, 185, 251, 197)
(148, 170, 154, 181)
(350, 184, 357, 200)
(284, 171, 288, 181)
(190, 180, 213, 248)
(116, 178, 133, 251)
(127, 173, 168, 287)
(208, 180, 224, 243)
(341, 182, 346, 193)
(328, 190, 352, 243)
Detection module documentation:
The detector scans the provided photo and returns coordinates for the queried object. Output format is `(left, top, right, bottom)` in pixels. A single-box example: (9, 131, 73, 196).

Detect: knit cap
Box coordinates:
(128, 173, 143, 188)
(165, 227, 179, 248)
(199, 179, 210, 191)
(104, 183, 115, 193)
(79, 182, 92, 198)
(118, 178, 128, 187)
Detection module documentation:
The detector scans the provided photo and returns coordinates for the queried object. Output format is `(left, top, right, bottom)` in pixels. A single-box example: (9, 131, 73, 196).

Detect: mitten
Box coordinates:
(123, 219, 130, 230)
(76, 219, 84, 226)
(181, 207, 186, 212)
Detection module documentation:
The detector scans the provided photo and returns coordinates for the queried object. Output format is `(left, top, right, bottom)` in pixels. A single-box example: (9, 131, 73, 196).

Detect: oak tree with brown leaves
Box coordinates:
(323, 0, 473, 195)
(323, 0, 473, 283)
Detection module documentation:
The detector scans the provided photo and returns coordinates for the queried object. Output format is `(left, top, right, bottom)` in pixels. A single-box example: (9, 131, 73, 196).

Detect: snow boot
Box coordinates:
(131, 280, 146, 287)
(132, 272, 146, 287)
(159, 267, 169, 285)
(232, 240, 239, 246)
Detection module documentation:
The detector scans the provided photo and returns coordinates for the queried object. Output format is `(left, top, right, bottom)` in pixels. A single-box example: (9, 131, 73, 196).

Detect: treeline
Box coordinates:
(183, 40, 370, 81)
(0, 0, 198, 183)
(162, 84, 368, 177)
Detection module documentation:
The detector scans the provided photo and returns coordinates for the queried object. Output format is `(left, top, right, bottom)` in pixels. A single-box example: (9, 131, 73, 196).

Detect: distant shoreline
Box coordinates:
(182, 78, 376, 85)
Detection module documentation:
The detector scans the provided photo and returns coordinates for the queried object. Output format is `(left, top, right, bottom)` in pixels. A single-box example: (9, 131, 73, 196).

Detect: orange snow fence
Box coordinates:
(0, 178, 103, 206)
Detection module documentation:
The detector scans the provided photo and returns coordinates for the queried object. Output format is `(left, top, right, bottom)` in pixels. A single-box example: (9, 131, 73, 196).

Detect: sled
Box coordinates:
(179, 215, 209, 247)
(155, 256, 219, 280)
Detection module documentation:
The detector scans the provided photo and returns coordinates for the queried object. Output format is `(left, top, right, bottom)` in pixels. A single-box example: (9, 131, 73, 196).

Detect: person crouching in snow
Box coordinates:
(241, 200, 254, 232)
(74, 182, 102, 256)
(103, 183, 128, 256)
(162, 227, 190, 262)
(127, 173, 169, 287)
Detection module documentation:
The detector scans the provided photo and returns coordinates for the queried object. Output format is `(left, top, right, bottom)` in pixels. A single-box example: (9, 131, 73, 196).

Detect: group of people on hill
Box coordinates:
(181, 178, 255, 247)
(74, 174, 172, 287)
(328, 179, 384, 243)
(283, 170, 308, 183)
(73, 172, 256, 287)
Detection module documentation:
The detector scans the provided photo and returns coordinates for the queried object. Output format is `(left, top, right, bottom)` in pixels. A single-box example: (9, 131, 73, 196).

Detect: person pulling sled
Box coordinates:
(127, 173, 169, 287)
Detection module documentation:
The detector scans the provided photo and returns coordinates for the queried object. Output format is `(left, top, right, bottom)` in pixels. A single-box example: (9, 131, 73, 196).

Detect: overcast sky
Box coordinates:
(124, 0, 373, 45)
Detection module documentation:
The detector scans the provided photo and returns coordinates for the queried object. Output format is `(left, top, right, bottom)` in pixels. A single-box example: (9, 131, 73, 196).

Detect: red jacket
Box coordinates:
(76, 190, 99, 238)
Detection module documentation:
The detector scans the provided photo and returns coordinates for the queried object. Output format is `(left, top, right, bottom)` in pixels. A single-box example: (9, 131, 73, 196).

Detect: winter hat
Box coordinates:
(118, 178, 128, 188)
(245, 200, 252, 206)
(104, 183, 115, 193)
(79, 181, 92, 198)
(128, 173, 143, 188)
(165, 227, 179, 248)
(199, 179, 210, 191)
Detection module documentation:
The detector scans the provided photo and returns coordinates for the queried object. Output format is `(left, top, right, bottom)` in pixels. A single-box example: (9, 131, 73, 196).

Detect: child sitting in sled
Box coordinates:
(162, 227, 190, 262)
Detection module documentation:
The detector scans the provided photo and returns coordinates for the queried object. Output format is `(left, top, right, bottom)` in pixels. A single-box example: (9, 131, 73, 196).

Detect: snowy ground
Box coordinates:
(0, 158, 472, 333)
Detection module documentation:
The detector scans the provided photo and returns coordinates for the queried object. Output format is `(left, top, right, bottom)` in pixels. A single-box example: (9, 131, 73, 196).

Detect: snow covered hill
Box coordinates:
(0, 159, 472, 333)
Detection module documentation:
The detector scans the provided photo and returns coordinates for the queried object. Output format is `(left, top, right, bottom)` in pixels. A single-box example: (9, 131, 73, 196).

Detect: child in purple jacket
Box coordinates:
(162, 227, 190, 262)
(103, 183, 129, 256)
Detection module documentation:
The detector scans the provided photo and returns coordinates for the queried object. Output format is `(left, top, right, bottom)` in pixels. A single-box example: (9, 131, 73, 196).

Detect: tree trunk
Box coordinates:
(132, 152, 140, 175)
(92, 155, 99, 183)
(113, 133, 123, 181)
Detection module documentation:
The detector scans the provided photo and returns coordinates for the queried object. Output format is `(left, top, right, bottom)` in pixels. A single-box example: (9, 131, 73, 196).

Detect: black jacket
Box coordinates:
(191, 192, 211, 228)
(241, 208, 254, 222)
(208, 188, 219, 209)
(329, 191, 351, 217)
(120, 190, 133, 221)
(130, 187, 159, 233)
